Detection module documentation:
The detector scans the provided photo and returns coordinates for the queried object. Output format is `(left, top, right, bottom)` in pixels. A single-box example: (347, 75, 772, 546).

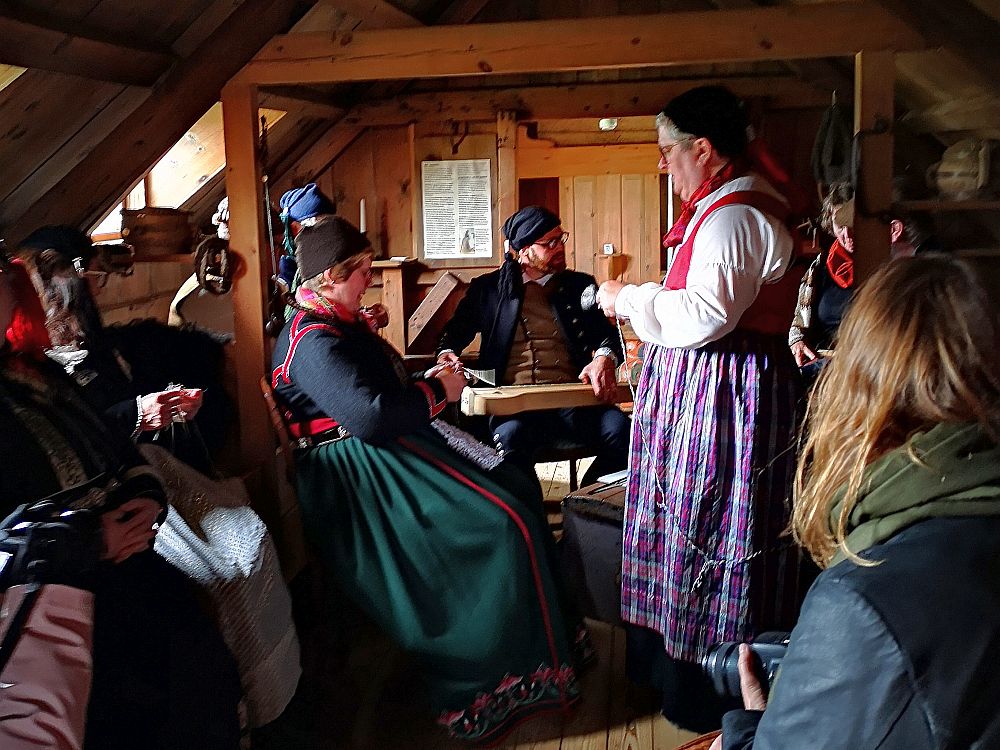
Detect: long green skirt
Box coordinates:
(295, 429, 580, 743)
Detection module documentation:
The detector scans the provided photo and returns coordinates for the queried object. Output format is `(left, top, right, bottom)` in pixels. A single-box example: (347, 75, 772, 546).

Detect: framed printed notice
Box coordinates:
(421, 159, 493, 260)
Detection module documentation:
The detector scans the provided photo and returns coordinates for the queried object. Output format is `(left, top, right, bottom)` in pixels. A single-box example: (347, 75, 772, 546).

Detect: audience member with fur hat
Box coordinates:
(16, 226, 230, 467)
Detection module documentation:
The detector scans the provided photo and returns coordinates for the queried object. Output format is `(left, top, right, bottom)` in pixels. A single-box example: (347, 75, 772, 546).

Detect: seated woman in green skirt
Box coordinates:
(271, 216, 584, 743)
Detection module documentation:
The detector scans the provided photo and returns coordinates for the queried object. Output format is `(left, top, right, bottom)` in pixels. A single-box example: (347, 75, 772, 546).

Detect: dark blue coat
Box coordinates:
(436, 260, 623, 379)
(272, 310, 449, 446)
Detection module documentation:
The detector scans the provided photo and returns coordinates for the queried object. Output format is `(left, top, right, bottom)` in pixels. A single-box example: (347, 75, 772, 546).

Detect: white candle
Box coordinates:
(359, 198, 367, 233)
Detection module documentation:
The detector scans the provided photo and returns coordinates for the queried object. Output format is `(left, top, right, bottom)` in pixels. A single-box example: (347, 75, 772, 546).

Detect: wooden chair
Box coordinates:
(259, 376, 295, 483)
(535, 438, 594, 492)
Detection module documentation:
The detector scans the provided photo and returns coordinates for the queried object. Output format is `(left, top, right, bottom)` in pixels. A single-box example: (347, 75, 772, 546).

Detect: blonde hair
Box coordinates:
(794, 255, 1000, 567)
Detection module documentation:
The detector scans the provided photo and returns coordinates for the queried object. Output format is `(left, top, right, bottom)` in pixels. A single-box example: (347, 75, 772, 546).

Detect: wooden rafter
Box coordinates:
(272, 125, 366, 196)
(0, 6, 176, 86)
(259, 86, 346, 118)
(266, 0, 492, 192)
(873, 0, 1000, 90)
(704, 0, 855, 96)
(316, 0, 421, 27)
(235, 3, 925, 87)
(4, 0, 311, 244)
(435, 0, 492, 25)
(341, 75, 829, 126)
(900, 96, 1000, 134)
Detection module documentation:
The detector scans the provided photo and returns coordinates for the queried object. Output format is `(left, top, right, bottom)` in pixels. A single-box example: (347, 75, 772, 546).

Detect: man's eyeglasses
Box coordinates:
(658, 138, 693, 160)
(534, 232, 570, 250)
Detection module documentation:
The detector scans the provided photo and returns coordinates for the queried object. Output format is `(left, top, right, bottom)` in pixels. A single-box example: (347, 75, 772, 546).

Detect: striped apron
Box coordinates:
(621, 191, 804, 662)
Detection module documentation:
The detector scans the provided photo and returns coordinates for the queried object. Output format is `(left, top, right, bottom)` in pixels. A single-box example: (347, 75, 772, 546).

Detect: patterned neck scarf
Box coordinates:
(294, 286, 358, 324)
(825, 239, 854, 289)
(662, 160, 746, 250)
(294, 286, 386, 334)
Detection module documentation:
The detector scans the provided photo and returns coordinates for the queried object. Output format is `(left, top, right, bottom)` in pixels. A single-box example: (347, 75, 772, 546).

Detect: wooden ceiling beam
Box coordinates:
(0, 7, 176, 86)
(316, 0, 421, 27)
(342, 76, 829, 126)
(266, 0, 492, 192)
(259, 85, 346, 118)
(5, 0, 312, 244)
(235, 3, 925, 87)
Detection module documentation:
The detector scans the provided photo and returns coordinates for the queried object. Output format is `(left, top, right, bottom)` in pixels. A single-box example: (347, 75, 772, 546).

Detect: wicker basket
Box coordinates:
(121, 207, 193, 257)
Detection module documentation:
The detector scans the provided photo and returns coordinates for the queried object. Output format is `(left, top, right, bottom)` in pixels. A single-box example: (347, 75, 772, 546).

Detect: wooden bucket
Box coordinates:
(121, 207, 193, 257)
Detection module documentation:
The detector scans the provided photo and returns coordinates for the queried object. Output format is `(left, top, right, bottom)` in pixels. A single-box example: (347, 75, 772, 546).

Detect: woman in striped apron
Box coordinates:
(597, 86, 806, 731)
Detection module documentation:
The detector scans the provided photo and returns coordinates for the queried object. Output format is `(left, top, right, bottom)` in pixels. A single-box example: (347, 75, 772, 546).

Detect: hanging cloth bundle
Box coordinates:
(811, 96, 853, 190)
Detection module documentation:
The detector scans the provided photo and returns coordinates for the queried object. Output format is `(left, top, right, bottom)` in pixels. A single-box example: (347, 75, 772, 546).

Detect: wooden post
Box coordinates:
(853, 50, 894, 284)
(221, 81, 271, 471)
(497, 110, 518, 234)
(376, 259, 412, 352)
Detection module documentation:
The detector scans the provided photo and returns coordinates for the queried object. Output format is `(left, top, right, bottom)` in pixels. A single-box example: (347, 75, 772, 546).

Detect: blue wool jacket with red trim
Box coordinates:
(272, 310, 448, 446)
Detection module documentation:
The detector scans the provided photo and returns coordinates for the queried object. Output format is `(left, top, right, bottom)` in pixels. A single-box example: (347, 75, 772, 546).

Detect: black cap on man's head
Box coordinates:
(501, 206, 561, 251)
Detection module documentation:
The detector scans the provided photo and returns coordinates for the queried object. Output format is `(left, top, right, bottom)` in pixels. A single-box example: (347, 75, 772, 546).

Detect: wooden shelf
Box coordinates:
(133, 253, 193, 263)
(895, 200, 1000, 212)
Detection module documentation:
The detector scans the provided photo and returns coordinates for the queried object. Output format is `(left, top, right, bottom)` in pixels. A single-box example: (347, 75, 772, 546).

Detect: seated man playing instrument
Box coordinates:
(437, 205, 630, 486)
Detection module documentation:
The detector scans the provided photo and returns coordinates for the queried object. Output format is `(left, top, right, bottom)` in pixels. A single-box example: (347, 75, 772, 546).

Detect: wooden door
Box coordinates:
(559, 173, 665, 284)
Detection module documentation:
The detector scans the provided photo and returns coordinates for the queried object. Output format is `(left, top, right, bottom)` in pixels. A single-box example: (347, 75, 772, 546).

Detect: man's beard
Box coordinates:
(523, 247, 566, 275)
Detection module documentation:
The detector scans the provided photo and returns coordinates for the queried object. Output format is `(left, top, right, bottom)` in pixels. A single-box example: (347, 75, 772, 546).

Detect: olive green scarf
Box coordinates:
(829, 422, 1000, 565)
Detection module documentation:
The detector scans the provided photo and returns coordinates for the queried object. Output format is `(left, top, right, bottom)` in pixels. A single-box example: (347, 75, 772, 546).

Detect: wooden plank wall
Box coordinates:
(97, 261, 194, 325)
(329, 127, 414, 258)
(330, 122, 500, 261)
(561, 173, 663, 284)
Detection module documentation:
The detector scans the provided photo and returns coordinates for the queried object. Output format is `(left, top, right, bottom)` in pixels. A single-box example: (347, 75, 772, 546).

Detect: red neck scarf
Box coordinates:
(825, 239, 854, 289)
(662, 160, 746, 249)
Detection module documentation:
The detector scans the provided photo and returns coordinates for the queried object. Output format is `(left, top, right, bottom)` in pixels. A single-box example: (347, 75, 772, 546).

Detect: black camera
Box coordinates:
(701, 631, 790, 700)
(0, 501, 103, 591)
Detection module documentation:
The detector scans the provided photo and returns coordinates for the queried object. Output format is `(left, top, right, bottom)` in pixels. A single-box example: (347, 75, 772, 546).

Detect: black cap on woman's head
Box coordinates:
(294, 216, 370, 280)
(19, 226, 94, 263)
(660, 85, 749, 158)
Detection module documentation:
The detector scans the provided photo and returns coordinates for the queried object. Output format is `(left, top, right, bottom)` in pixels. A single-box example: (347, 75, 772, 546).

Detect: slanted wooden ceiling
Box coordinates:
(2, 0, 1000, 245)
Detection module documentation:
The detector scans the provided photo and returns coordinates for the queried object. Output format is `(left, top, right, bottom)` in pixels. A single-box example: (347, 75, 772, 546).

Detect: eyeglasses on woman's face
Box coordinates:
(534, 232, 570, 250)
(657, 137, 693, 162)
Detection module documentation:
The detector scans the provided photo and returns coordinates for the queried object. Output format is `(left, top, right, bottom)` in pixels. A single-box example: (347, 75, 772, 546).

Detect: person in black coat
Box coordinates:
(0, 254, 240, 750)
(437, 206, 630, 486)
(17, 227, 231, 472)
(715, 255, 1000, 750)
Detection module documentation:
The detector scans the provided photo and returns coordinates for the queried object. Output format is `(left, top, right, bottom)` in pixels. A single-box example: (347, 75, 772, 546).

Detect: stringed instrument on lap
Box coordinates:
(460, 382, 633, 416)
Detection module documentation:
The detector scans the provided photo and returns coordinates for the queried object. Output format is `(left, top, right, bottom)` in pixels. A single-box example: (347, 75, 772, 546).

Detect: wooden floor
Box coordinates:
(359, 619, 699, 750)
(256, 459, 700, 750)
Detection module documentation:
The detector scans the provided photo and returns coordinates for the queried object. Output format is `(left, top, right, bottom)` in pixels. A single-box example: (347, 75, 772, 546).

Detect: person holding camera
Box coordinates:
(0, 253, 241, 749)
(714, 255, 1000, 749)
